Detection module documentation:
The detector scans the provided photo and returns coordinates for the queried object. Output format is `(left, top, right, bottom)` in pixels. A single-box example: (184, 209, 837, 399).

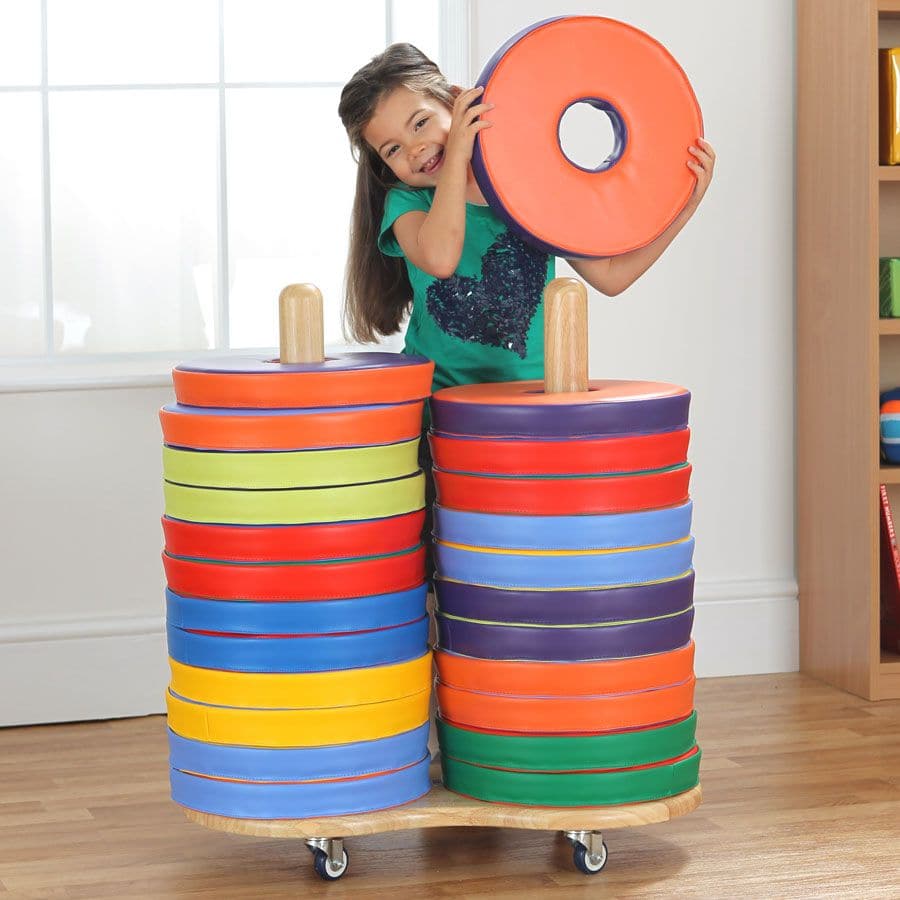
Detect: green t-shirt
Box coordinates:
(378, 186, 555, 394)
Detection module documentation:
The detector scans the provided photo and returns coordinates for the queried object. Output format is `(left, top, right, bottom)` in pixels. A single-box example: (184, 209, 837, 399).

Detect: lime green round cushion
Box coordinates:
(163, 472, 425, 525)
(162, 439, 419, 489)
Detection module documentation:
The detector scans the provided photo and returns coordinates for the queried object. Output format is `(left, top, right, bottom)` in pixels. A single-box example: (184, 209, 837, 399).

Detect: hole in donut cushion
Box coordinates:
(557, 99, 626, 173)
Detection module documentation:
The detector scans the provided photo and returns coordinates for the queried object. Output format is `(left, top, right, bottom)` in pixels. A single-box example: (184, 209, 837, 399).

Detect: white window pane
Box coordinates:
(226, 88, 355, 348)
(224, 0, 387, 83)
(50, 91, 218, 353)
(0, 0, 42, 85)
(47, 0, 218, 85)
(390, 0, 440, 66)
(0, 94, 44, 356)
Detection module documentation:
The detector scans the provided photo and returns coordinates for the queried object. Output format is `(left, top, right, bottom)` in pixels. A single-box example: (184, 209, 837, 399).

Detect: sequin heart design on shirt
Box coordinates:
(425, 230, 548, 358)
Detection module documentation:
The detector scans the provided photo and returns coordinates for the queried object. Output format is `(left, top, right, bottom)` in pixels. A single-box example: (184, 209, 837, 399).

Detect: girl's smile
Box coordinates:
(419, 149, 444, 175)
(363, 86, 453, 187)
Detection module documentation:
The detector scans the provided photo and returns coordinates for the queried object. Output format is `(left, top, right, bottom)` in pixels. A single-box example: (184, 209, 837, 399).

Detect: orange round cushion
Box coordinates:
(435, 644, 695, 697)
(436, 678, 695, 734)
(472, 16, 703, 257)
(159, 401, 425, 451)
(171, 354, 434, 409)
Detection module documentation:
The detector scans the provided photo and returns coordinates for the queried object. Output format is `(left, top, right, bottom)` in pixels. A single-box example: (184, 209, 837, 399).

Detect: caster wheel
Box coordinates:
(313, 847, 349, 881)
(573, 840, 608, 875)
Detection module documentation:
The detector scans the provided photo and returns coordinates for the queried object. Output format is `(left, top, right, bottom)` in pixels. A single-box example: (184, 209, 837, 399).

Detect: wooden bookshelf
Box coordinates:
(798, 0, 900, 700)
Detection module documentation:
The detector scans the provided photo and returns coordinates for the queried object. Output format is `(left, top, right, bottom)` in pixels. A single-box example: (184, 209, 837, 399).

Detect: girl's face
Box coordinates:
(362, 86, 453, 188)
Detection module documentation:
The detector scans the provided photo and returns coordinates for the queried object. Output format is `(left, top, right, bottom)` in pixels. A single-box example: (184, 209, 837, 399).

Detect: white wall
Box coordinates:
(0, 0, 796, 726)
(474, 0, 798, 678)
(0, 386, 171, 725)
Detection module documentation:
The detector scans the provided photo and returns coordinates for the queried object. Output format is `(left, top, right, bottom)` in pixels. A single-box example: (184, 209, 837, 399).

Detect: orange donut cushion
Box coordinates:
(473, 16, 703, 257)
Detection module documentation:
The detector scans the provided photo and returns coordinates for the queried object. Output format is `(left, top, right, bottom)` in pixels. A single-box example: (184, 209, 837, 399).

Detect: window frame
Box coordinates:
(0, 0, 470, 393)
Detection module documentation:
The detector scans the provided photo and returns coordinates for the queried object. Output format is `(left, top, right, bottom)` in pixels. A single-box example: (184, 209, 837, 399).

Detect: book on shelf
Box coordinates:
(880, 258, 900, 318)
(881, 49, 900, 165)
(879, 485, 900, 654)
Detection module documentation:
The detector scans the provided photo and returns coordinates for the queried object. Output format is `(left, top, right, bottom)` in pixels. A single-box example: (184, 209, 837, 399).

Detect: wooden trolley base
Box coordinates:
(182, 763, 702, 880)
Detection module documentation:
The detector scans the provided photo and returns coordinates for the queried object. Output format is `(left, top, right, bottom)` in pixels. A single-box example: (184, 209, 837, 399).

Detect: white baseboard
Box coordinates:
(692, 578, 799, 677)
(0, 577, 798, 727)
(0, 616, 168, 727)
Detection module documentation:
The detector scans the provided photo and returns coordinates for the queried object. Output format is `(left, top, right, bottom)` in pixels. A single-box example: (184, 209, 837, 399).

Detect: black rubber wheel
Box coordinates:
(313, 848, 349, 880)
(573, 840, 608, 875)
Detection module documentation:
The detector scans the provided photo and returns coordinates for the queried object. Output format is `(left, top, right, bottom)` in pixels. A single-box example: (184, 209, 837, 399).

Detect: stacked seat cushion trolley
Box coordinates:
(431, 277, 700, 874)
(161, 284, 434, 879)
(163, 15, 704, 881)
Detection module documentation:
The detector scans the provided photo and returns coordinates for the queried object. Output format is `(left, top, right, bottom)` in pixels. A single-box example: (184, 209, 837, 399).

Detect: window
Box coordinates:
(0, 0, 468, 376)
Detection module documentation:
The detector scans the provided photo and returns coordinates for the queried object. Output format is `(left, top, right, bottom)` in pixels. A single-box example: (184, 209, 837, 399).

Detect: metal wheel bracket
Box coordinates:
(306, 837, 344, 868)
(565, 830, 606, 866)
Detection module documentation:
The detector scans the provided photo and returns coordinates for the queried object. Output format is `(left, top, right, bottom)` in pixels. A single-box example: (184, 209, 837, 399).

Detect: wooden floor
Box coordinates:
(1, 673, 899, 898)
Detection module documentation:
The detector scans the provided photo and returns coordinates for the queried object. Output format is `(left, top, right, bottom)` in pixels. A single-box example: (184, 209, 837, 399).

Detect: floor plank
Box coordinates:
(0, 673, 898, 898)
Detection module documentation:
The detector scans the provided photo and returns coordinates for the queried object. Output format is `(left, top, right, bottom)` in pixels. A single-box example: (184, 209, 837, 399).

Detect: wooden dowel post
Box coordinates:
(278, 284, 325, 364)
(543, 277, 589, 393)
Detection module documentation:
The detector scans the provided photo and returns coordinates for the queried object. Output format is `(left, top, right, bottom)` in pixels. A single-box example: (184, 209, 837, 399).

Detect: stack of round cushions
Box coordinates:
(158, 353, 435, 819)
(429, 380, 701, 806)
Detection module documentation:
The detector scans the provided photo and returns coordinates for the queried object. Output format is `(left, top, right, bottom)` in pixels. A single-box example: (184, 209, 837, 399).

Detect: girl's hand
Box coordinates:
(443, 85, 494, 172)
(686, 137, 715, 208)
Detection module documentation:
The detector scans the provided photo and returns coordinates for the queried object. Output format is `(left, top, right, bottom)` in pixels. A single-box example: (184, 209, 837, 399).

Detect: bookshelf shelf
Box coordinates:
(798, 0, 900, 700)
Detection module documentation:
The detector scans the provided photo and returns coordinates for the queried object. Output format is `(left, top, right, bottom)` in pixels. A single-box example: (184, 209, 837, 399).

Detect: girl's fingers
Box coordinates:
(462, 106, 493, 123)
(456, 88, 485, 109)
(688, 150, 714, 174)
(454, 86, 484, 108)
(464, 105, 494, 125)
(688, 145, 712, 163)
(696, 139, 715, 161)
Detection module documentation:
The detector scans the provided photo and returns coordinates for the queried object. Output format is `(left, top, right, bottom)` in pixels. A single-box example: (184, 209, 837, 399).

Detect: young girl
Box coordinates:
(337, 42, 715, 579)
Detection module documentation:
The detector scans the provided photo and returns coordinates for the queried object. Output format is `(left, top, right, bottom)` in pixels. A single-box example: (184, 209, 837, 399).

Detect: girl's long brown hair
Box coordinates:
(338, 44, 454, 342)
